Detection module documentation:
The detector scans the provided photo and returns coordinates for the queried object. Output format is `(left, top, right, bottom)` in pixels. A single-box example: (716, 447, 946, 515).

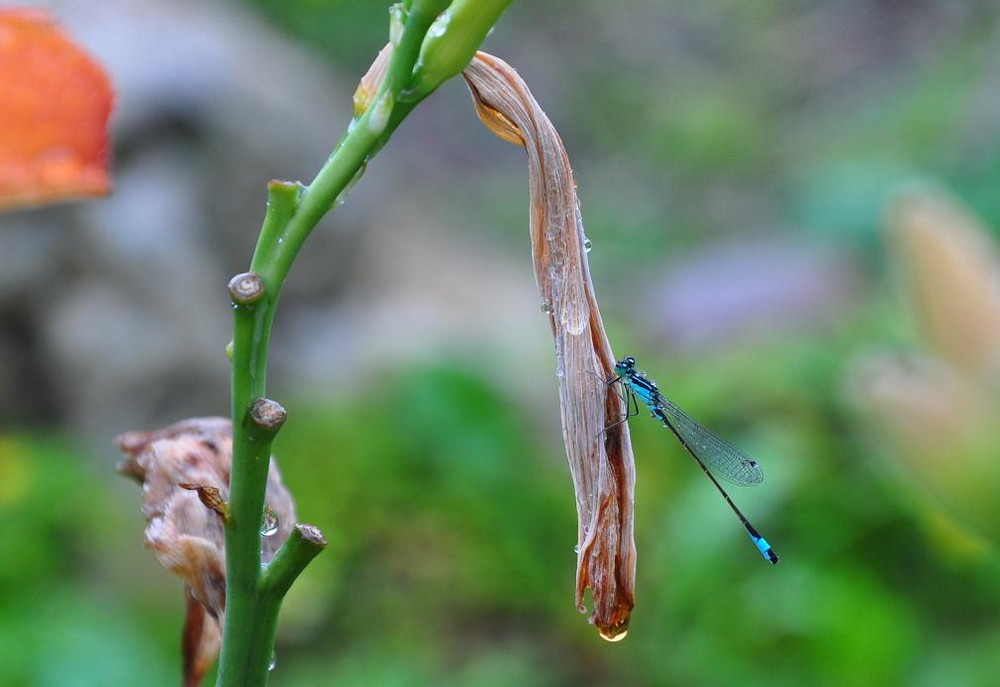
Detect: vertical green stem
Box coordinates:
(214, 2, 513, 683)
(216, 186, 296, 685)
(215, 17, 427, 687)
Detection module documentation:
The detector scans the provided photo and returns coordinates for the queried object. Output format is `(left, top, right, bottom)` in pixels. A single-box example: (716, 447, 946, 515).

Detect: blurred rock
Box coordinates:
(0, 0, 546, 446)
(0, 0, 358, 441)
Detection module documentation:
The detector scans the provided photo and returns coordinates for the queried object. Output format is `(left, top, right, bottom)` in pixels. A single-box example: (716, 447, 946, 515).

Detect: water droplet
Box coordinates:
(277, 237, 284, 245)
(367, 91, 393, 135)
(268, 649, 277, 672)
(583, 237, 593, 253)
(388, 4, 405, 46)
(540, 300, 553, 314)
(261, 506, 279, 537)
(427, 10, 452, 39)
(573, 544, 580, 553)
(597, 615, 630, 642)
(335, 164, 367, 208)
(598, 627, 629, 643)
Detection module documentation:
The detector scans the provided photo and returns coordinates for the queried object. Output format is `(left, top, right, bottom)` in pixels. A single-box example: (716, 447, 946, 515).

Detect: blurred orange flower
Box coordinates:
(0, 9, 112, 210)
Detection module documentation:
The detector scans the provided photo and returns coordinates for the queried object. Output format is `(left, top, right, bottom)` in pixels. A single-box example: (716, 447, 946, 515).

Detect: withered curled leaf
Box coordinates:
(463, 52, 637, 640)
(116, 417, 296, 685)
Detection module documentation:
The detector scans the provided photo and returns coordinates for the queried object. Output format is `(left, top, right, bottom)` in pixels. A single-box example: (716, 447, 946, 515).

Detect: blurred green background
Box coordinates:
(5, 1, 1000, 685)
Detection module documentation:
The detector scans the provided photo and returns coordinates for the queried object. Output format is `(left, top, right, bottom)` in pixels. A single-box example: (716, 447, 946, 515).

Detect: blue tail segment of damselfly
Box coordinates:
(613, 355, 779, 565)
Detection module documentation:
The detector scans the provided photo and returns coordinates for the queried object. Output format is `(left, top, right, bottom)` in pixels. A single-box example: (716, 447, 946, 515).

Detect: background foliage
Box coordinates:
(4, 1, 1000, 685)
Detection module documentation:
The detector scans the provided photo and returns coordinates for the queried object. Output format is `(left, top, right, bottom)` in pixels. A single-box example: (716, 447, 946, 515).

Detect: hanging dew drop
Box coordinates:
(596, 613, 630, 643)
(540, 300, 553, 315)
(598, 627, 629, 643)
(268, 649, 277, 672)
(583, 237, 593, 253)
(261, 506, 279, 537)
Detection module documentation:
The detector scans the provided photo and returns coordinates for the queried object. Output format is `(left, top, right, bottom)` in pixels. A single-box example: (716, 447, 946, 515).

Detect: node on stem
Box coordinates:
(228, 272, 266, 305)
(251, 398, 287, 431)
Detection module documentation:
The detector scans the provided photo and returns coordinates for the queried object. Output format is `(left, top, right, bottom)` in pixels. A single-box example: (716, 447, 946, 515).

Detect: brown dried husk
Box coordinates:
(463, 52, 637, 640)
(116, 417, 296, 685)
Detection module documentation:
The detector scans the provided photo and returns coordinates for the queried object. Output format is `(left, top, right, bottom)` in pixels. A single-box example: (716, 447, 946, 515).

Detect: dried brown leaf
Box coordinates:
(178, 483, 230, 521)
(115, 417, 296, 683)
(464, 52, 636, 640)
(182, 584, 220, 687)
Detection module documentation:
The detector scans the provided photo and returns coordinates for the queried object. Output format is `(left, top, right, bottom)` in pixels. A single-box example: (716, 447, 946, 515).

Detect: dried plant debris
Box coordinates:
(116, 417, 296, 685)
(464, 52, 637, 641)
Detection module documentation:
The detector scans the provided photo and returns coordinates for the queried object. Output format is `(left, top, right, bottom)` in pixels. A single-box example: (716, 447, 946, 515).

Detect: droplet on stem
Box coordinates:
(261, 506, 279, 537)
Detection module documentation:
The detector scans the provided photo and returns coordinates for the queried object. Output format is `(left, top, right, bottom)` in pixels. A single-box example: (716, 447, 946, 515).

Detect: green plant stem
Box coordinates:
(263, 525, 328, 599)
(216, 15, 434, 687)
(216, 2, 512, 683)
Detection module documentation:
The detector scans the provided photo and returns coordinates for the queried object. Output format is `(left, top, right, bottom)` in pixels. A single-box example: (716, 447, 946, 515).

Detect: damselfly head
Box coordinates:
(614, 356, 637, 376)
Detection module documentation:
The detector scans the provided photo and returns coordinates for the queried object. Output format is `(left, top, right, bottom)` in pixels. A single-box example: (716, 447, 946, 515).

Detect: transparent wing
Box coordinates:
(653, 398, 764, 487)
